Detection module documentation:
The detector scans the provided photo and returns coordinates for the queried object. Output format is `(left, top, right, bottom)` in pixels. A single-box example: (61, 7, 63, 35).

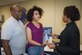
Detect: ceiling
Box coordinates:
(0, 0, 27, 6)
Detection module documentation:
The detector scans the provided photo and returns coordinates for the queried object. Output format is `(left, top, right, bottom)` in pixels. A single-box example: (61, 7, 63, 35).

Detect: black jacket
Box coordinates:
(56, 22, 80, 55)
(0, 35, 1, 55)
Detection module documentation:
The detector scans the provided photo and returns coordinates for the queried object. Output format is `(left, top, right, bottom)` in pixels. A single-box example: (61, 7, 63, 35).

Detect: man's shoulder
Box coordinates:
(2, 17, 14, 27)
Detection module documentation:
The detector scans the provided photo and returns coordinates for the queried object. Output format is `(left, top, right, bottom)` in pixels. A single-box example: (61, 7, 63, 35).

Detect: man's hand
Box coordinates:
(2, 40, 12, 55)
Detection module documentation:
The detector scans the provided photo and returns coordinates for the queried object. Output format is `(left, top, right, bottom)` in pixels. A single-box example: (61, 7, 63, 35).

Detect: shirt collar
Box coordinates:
(10, 16, 20, 23)
(66, 21, 75, 26)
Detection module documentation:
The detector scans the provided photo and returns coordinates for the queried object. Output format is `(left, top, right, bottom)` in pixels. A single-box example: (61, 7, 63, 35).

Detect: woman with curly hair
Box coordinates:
(25, 6, 45, 55)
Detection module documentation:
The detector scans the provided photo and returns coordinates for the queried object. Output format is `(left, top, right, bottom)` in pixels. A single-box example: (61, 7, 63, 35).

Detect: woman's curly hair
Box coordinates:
(27, 6, 43, 22)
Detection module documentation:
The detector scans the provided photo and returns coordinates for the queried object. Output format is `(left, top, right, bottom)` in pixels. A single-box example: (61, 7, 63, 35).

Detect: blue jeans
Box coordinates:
(26, 46, 44, 55)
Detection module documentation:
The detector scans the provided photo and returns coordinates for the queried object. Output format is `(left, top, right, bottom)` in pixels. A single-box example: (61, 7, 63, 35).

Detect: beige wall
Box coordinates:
(80, 0, 82, 44)
(0, 5, 10, 20)
(0, 0, 82, 44)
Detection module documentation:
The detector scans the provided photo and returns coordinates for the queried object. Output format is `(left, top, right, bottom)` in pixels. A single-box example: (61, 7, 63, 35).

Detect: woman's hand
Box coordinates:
(48, 43, 56, 49)
(40, 44, 46, 47)
(52, 34, 60, 44)
(45, 40, 49, 45)
(52, 34, 59, 39)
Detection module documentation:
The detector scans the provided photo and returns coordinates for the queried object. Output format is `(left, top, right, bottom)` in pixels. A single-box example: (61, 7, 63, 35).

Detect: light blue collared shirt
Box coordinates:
(1, 16, 26, 55)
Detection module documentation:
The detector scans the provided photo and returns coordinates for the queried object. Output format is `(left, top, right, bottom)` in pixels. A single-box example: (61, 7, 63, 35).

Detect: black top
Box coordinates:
(56, 22, 80, 55)
(0, 42, 1, 55)
(0, 35, 1, 55)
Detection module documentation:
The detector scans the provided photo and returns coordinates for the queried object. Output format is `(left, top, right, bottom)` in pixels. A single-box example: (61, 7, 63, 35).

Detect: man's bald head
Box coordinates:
(10, 4, 22, 20)
(10, 4, 21, 11)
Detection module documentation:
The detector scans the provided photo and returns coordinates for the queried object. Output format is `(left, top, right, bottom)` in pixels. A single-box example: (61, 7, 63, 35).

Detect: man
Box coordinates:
(1, 4, 26, 55)
(0, 22, 2, 55)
